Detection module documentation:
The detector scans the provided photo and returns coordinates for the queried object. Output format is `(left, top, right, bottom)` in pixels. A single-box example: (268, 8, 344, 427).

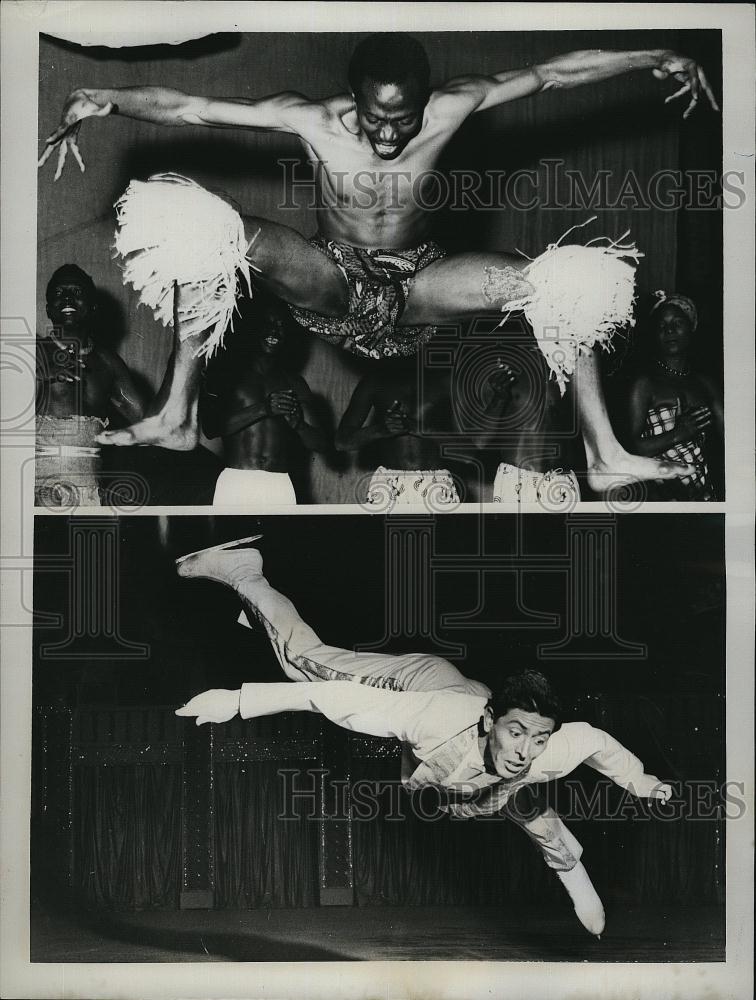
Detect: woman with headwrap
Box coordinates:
(626, 292, 724, 500)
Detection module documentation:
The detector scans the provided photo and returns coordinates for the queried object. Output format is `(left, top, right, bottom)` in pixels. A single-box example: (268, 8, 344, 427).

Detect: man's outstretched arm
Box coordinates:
(532, 721, 673, 801)
(443, 48, 718, 119)
(176, 682, 483, 754)
(39, 86, 323, 179)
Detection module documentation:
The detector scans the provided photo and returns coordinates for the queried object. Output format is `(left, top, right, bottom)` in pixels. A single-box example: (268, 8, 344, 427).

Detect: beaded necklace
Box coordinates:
(655, 358, 690, 377)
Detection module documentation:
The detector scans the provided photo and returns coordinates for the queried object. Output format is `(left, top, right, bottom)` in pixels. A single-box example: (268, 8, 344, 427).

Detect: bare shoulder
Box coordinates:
(318, 92, 359, 130)
(628, 372, 654, 396)
(37, 336, 57, 357)
(696, 371, 722, 400)
(321, 92, 356, 116)
(276, 91, 331, 121)
(426, 77, 488, 127)
(93, 345, 127, 372)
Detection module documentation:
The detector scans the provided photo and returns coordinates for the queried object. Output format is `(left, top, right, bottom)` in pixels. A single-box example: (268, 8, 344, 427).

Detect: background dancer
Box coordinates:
(335, 357, 463, 508)
(36, 263, 145, 506)
(202, 295, 328, 505)
(625, 292, 724, 500)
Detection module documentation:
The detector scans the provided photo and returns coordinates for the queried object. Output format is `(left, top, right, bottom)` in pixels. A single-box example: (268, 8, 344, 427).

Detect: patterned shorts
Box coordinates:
(288, 235, 447, 359)
(493, 463, 580, 509)
(366, 466, 460, 511)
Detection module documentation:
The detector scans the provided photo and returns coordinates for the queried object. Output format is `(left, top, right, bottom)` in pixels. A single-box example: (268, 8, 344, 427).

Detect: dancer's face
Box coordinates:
(486, 708, 555, 778)
(354, 79, 425, 159)
(654, 305, 692, 359)
(46, 279, 95, 333)
(255, 310, 288, 357)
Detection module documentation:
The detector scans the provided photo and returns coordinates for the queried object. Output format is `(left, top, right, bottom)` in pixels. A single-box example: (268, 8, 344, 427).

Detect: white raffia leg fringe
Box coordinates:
(113, 173, 254, 359)
(503, 226, 643, 395)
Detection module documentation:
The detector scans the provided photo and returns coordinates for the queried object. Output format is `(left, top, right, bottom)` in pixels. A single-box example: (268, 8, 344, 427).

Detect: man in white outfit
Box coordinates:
(175, 538, 672, 936)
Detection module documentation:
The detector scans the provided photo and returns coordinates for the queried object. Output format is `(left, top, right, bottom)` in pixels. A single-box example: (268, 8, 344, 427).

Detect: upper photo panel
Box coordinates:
(36, 30, 724, 509)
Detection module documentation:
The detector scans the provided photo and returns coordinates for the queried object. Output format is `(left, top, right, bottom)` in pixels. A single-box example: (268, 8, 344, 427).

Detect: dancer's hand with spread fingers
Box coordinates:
(38, 89, 115, 180)
(653, 52, 720, 119)
(176, 688, 240, 726)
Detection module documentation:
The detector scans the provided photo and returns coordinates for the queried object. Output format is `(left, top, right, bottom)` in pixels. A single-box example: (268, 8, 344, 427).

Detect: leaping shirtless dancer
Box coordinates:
(40, 34, 718, 491)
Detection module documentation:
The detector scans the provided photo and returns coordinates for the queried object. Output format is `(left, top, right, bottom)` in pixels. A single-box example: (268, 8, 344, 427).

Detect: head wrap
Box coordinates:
(650, 290, 698, 331)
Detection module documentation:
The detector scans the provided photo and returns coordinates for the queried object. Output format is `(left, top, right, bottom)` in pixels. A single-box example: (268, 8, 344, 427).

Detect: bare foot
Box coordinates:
(586, 450, 694, 494)
(96, 411, 199, 450)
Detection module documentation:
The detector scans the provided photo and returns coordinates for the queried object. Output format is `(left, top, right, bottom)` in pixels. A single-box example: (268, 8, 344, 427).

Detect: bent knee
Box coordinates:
(321, 281, 350, 317)
(243, 216, 273, 260)
(482, 264, 533, 306)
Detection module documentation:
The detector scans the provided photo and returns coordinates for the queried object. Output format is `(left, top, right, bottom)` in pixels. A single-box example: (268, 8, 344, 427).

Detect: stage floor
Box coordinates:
(31, 901, 724, 963)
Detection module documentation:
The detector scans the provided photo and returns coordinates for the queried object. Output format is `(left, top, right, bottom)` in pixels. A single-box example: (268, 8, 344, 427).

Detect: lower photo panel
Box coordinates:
(31, 513, 726, 962)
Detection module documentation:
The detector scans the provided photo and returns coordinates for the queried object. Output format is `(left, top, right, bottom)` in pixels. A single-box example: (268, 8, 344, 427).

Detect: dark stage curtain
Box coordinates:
(351, 762, 557, 907)
(74, 763, 182, 909)
(213, 761, 318, 909)
(351, 770, 723, 909)
(54, 692, 723, 910)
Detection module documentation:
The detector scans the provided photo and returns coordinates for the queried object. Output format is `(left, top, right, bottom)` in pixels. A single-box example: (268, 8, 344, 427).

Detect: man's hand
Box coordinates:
(653, 53, 719, 119)
(648, 782, 673, 803)
(38, 89, 114, 181)
(383, 400, 413, 437)
(267, 389, 303, 428)
(175, 689, 240, 726)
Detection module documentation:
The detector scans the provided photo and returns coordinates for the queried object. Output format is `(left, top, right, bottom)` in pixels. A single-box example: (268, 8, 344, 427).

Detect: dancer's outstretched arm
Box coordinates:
(39, 85, 334, 179)
(440, 48, 718, 120)
(532, 721, 672, 801)
(176, 682, 483, 757)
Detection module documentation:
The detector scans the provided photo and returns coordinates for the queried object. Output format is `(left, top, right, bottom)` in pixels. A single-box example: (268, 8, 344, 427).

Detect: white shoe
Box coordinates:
(175, 535, 263, 587)
(556, 861, 606, 936)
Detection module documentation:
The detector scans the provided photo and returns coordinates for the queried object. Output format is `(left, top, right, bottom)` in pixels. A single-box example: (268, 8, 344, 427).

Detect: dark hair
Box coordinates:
(239, 289, 295, 335)
(348, 33, 430, 100)
(205, 291, 297, 384)
(490, 670, 562, 731)
(46, 264, 96, 302)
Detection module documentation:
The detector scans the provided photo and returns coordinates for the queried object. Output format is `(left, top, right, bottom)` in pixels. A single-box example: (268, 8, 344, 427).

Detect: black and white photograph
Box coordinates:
(32, 18, 726, 509)
(1, 4, 754, 1000)
(30, 514, 727, 963)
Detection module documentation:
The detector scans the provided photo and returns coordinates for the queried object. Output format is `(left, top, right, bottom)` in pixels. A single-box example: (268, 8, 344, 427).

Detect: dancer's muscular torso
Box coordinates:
(37, 338, 141, 421)
(338, 366, 456, 470)
(296, 92, 473, 249)
(207, 367, 312, 473)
